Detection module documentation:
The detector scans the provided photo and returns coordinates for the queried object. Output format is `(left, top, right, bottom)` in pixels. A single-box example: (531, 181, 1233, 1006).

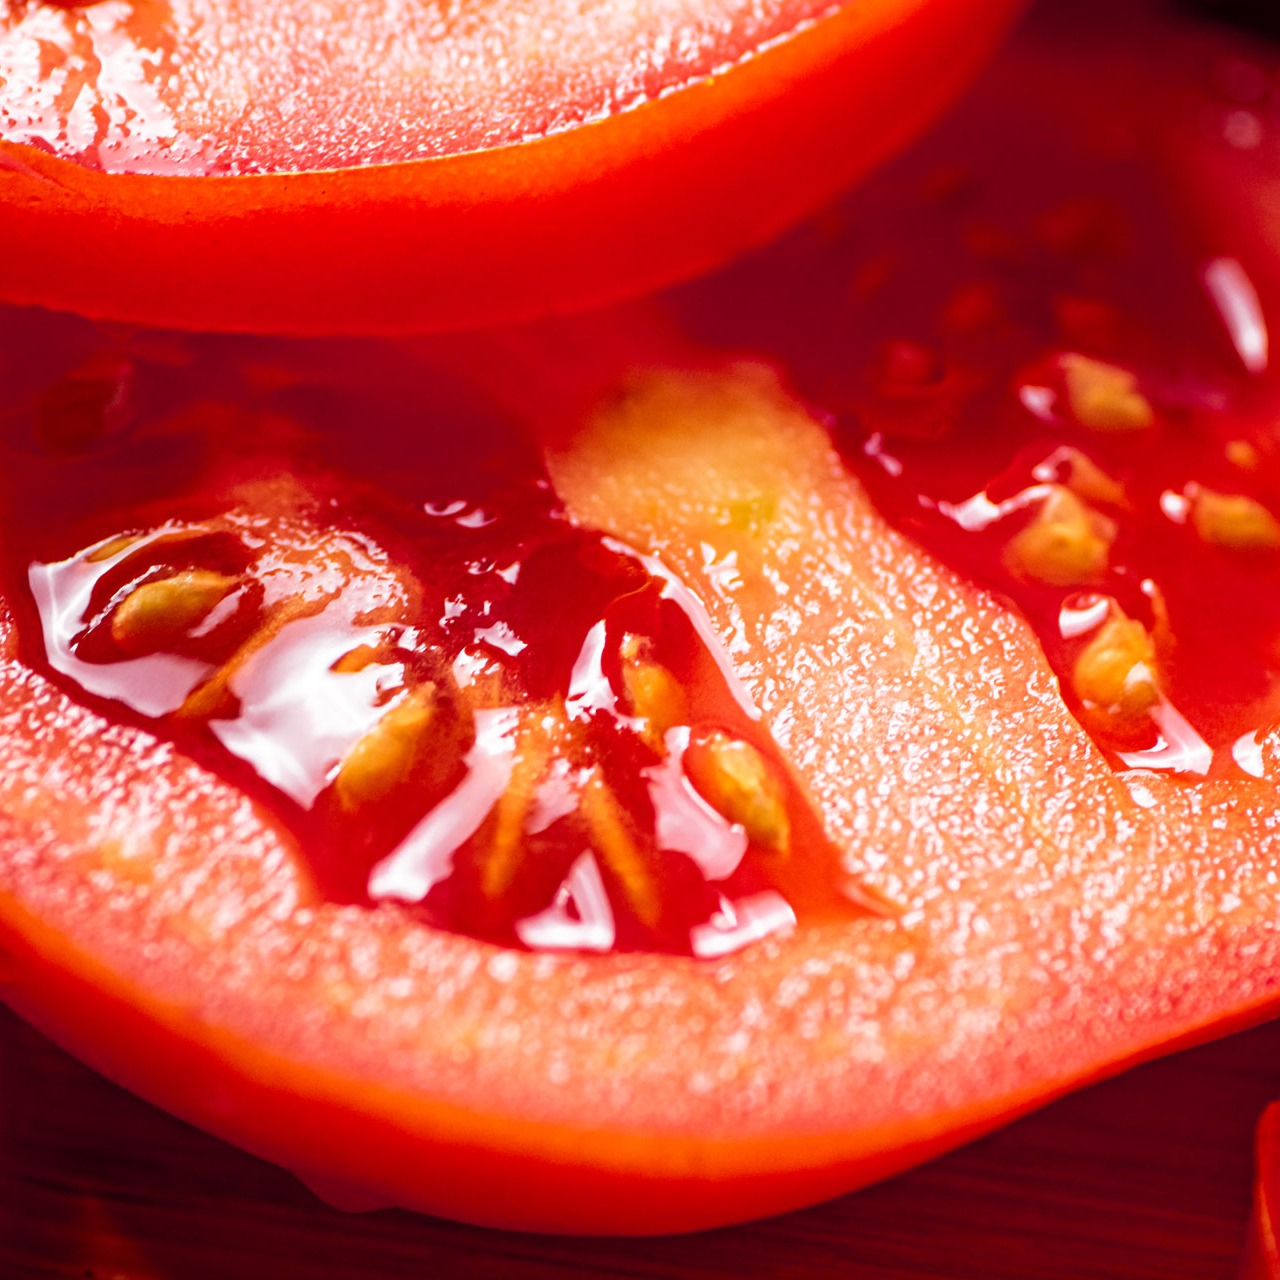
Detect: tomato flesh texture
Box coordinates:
(0, 0, 1024, 333)
(668, 0, 1280, 781)
(0, 350, 857, 958)
(0, 0, 975, 175)
(3, 0, 1280, 1238)
(4, 319, 1280, 1232)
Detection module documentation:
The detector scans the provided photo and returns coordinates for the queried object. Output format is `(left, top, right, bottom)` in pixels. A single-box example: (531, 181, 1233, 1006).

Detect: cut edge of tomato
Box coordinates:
(3, 846, 1278, 1238)
(0, 0, 1025, 335)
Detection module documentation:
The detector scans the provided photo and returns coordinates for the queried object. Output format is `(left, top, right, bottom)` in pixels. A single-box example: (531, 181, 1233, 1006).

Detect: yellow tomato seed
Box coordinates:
(333, 685, 437, 813)
(1062, 354, 1155, 432)
(580, 774, 661, 926)
(620, 634, 686, 752)
(87, 534, 139, 563)
(683, 730, 791, 855)
(1191, 488, 1280, 551)
(1073, 617, 1159, 719)
(1226, 440, 1261, 471)
(1006, 487, 1113, 587)
(110, 570, 238, 655)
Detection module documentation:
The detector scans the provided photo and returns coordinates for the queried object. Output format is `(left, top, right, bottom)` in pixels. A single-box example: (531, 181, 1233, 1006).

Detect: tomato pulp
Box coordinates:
(0, 0, 1022, 334)
(1, 345, 871, 959)
(3, 0, 1280, 1239)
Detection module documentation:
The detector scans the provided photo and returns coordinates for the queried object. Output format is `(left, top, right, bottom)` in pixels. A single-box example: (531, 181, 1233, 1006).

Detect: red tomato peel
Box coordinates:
(0, 0, 1023, 335)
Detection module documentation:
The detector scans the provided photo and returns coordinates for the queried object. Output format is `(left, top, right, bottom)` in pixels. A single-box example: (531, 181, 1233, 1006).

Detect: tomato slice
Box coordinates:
(0, 0, 1022, 334)
(4, 0, 1280, 1240)
(4, 311, 1280, 1235)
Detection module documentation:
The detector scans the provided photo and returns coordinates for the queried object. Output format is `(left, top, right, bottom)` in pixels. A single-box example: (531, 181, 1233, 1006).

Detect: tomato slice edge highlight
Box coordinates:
(0, 0, 1024, 334)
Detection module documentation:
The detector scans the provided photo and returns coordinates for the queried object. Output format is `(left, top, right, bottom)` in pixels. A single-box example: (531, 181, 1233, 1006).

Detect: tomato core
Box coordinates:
(0, 316, 863, 958)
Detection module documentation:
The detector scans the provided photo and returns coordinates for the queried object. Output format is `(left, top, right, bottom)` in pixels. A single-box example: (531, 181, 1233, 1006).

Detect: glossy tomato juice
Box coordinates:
(3, 0, 1280, 1254)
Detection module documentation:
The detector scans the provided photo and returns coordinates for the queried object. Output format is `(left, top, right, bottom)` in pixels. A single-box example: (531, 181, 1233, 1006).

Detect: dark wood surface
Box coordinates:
(1, 1003, 1276, 1280)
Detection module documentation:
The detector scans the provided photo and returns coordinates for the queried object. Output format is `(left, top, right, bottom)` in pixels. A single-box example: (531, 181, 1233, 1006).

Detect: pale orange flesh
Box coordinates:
(0, 0, 926, 174)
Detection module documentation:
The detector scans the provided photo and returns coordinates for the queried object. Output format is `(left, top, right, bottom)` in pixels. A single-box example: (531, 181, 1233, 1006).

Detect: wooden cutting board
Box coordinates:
(2, 1003, 1276, 1280)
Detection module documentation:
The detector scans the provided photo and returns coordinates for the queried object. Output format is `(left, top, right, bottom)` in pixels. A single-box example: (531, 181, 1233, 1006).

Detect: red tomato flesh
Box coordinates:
(0, 0, 998, 174)
(0, 0, 1023, 333)
(2, 361, 864, 957)
(3, 0, 1280, 1239)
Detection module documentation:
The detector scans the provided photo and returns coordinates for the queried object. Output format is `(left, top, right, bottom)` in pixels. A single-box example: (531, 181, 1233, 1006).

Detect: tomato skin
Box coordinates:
(0, 0, 1021, 336)
(0, 905, 950, 1235)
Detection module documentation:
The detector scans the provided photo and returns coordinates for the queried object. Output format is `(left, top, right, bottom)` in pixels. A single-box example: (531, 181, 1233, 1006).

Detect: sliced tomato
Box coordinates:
(3, 0, 1280, 1241)
(0, 0, 1022, 335)
(2, 316, 1280, 1236)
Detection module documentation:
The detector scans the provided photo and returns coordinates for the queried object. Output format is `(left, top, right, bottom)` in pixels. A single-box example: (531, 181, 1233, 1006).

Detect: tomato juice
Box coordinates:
(0, 318, 868, 958)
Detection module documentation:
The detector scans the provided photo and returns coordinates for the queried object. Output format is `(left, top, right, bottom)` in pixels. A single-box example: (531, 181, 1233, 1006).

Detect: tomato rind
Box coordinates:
(0, 0, 1023, 335)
